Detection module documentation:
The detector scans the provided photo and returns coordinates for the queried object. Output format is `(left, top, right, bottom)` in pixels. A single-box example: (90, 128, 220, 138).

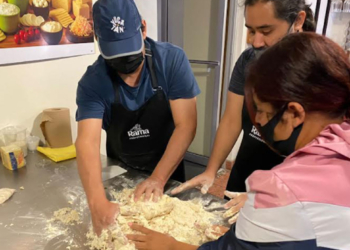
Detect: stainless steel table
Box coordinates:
(0, 152, 226, 250)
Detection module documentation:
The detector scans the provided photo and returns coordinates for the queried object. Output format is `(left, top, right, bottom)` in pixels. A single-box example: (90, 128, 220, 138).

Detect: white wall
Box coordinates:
(0, 0, 158, 155)
(135, 0, 158, 40)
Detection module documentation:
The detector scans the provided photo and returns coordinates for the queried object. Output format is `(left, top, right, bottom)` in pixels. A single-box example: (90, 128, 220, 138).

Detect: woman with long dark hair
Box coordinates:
(172, 0, 316, 224)
(126, 32, 350, 250)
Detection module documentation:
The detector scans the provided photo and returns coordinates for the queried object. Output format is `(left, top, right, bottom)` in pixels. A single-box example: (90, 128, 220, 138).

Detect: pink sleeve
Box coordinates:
(248, 170, 299, 209)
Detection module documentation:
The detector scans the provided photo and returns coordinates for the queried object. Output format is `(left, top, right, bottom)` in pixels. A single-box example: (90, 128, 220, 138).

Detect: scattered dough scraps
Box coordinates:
(20, 186, 24, 190)
(87, 224, 133, 250)
(53, 208, 81, 225)
(0, 188, 16, 204)
(86, 189, 221, 250)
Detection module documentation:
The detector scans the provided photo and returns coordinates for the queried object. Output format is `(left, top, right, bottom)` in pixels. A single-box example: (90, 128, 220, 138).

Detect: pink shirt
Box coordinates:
(235, 122, 350, 250)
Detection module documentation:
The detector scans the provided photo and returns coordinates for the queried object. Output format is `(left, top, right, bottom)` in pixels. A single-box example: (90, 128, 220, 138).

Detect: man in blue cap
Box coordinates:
(75, 0, 200, 234)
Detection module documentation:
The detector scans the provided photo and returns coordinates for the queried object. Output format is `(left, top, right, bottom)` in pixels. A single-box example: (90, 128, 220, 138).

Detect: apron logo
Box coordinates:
(249, 126, 265, 143)
(250, 126, 261, 137)
(127, 124, 150, 140)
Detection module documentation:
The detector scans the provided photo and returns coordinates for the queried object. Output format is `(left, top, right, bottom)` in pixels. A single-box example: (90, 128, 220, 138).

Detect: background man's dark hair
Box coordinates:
(244, 0, 316, 32)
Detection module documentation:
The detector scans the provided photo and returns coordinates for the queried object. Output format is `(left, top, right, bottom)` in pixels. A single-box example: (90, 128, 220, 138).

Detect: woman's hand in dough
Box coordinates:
(171, 171, 215, 195)
(126, 223, 176, 250)
(223, 191, 247, 224)
(90, 199, 120, 235)
(205, 225, 230, 239)
(134, 176, 165, 202)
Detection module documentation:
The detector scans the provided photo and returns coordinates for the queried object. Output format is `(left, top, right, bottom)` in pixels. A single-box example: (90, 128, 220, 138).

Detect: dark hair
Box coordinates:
(244, 0, 316, 32)
(245, 33, 350, 120)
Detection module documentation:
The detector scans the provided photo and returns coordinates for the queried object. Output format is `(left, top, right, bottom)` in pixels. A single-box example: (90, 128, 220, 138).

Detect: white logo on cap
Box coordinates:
(111, 16, 125, 33)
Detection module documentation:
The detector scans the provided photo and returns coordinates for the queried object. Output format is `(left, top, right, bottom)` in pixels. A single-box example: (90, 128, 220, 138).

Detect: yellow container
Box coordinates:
(1, 145, 26, 170)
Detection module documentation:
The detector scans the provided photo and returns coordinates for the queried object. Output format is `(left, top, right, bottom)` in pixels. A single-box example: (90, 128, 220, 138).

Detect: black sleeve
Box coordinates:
(198, 224, 318, 250)
(228, 48, 255, 96)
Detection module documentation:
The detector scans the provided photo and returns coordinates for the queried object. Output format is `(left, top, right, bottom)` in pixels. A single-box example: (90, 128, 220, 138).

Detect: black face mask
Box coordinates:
(257, 105, 303, 157)
(106, 52, 144, 74)
(253, 47, 267, 59)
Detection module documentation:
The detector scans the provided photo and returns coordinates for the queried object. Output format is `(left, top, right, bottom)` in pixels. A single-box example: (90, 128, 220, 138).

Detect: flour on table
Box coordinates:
(86, 189, 221, 250)
(52, 207, 81, 225)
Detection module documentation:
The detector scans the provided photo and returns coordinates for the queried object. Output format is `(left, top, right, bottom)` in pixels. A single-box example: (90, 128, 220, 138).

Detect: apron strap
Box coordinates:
(145, 47, 161, 91)
(110, 71, 121, 104)
(112, 79, 121, 104)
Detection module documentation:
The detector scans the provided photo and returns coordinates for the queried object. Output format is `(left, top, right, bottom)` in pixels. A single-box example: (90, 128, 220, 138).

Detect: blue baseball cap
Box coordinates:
(93, 0, 144, 59)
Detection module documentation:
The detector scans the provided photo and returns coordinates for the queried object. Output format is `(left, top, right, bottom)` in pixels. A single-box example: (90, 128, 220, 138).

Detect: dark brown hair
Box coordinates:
(245, 32, 350, 120)
(244, 0, 316, 32)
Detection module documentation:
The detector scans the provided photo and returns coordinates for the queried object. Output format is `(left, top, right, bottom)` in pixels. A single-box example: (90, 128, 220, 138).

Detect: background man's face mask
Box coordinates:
(106, 52, 144, 74)
(257, 104, 303, 157)
(253, 47, 267, 59)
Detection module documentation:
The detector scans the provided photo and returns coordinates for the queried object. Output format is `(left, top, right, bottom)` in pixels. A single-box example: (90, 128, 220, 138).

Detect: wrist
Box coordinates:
(205, 167, 218, 178)
(170, 240, 198, 250)
(88, 194, 108, 210)
(169, 237, 179, 250)
(150, 173, 167, 186)
(206, 159, 222, 174)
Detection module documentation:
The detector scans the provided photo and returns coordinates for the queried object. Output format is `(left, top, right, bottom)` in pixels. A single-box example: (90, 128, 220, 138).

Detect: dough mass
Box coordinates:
(86, 189, 220, 250)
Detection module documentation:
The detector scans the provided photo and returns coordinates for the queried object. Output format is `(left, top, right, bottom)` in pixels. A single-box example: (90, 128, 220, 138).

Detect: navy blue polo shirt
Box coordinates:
(76, 37, 200, 130)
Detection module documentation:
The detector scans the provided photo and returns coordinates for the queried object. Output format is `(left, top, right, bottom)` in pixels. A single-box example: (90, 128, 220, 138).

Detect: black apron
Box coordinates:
(226, 103, 284, 192)
(106, 47, 186, 182)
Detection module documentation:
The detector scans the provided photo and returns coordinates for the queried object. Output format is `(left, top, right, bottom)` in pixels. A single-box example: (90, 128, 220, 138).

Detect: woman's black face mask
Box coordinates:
(257, 104, 303, 157)
(106, 52, 144, 74)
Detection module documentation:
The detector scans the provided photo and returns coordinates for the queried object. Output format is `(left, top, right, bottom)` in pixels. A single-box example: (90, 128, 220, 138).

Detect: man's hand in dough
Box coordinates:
(134, 176, 165, 202)
(223, 191, 247, 224)
(90, 199, 119, 235)
(126, 223, 176, 250)
(171, 171, 215, 195)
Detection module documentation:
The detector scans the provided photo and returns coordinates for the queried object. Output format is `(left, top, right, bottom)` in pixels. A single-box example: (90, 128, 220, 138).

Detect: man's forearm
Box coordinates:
(171, 241, 198, 250)
(206, 117, 242, 176)
(76, 139, 106, 207)
(152, 125, 195, 183)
